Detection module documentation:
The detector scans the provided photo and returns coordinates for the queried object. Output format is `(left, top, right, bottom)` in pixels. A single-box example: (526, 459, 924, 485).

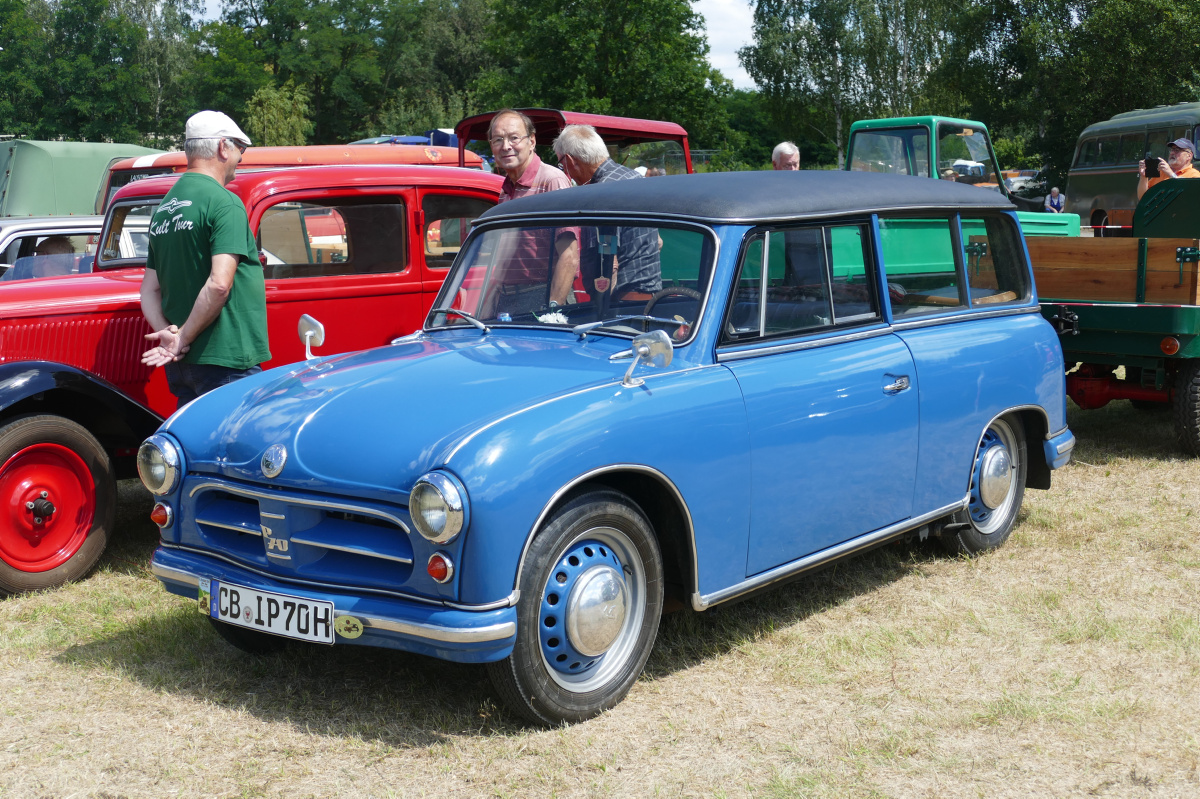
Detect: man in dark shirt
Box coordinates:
(552, 124, 661, 301)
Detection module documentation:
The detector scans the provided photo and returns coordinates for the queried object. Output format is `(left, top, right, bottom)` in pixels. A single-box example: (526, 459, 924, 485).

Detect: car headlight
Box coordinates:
(137, 434, 183, 496)
(410, 472, 466, 544)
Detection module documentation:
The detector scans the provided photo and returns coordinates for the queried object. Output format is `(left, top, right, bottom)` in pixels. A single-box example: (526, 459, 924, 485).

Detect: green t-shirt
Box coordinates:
(146, 172, 271, 369)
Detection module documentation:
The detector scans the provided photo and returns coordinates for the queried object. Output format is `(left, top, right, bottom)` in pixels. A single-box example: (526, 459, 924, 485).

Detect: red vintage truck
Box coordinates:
(0, 164, 504, 595)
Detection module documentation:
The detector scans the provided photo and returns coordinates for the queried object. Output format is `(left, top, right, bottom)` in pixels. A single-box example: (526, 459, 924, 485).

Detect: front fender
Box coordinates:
(444, 364, 751, 606)
(0, 360, 163, 448)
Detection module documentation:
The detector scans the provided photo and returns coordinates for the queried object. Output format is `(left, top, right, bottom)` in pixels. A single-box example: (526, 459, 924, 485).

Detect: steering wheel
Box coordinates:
(643, 286, 702, 339)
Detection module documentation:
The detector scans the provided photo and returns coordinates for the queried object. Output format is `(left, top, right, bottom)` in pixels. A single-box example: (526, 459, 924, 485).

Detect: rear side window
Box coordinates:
(848, 128, 930, 177)
(1119, 132, 1145, 164)
(878, 218, 964, 316)
(258, 198, 407, 279)
(960, 216, 1031, 306)
(98, 201, 158, 265)
(723, 224, 879, 342)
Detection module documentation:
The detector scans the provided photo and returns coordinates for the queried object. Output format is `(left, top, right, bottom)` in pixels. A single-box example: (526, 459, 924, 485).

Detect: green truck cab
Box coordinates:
(845, 116, 1080, 237)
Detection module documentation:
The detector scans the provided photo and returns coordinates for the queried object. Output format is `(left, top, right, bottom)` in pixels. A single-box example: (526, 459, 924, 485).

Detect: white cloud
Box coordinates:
(694, 0, 757, 90)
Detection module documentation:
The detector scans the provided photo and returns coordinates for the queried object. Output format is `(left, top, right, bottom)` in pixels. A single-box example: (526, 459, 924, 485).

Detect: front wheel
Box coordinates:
(487, 489, 663, 726)
(0, 415, 115, 595)
(1173, 360, 1200, 456)
(943, 416, 1027, 556)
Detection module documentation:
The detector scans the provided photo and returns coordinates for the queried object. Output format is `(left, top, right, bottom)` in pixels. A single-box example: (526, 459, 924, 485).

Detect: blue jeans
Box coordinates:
(165, 362, 262, 408)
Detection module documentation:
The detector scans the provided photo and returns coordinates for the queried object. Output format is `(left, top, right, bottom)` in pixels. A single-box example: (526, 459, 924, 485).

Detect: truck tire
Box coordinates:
(0, 415, 115, 595)
(1173, 361, 1200, 457)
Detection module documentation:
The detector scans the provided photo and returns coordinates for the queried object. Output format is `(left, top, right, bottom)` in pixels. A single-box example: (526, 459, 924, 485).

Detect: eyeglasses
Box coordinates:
(489, 134, 529, 149)
(224, 138, 247, 155)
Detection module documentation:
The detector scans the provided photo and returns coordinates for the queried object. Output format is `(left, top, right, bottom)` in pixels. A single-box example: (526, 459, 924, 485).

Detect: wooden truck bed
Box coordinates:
(1026, 236, 1200, 304)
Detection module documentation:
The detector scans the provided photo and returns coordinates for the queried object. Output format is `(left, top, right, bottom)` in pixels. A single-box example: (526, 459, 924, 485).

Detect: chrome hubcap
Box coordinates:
(566, 565, 628, 657)
(978, 445, 1012, 509)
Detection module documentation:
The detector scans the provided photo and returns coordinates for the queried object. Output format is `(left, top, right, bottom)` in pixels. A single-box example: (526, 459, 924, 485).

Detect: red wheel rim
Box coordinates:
(0, 443, 95, 572)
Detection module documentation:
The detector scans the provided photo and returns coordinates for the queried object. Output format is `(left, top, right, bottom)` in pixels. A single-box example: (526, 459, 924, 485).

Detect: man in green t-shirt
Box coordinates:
(139, 110, 271, 408)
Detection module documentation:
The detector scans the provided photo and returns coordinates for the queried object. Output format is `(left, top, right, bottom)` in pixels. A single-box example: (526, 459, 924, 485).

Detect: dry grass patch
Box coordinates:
(1, 401, 1199, 796)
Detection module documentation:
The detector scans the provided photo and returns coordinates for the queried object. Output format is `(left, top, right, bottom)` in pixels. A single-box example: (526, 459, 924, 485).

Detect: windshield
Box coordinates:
(937, 125, 1001, 190)
(611, 141, 687, 176)
(431, 222, 712, 341)
(97, 201, 159, 266)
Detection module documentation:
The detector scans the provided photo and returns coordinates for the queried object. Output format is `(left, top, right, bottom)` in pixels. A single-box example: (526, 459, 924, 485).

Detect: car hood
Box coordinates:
(163, 331, 640, 495)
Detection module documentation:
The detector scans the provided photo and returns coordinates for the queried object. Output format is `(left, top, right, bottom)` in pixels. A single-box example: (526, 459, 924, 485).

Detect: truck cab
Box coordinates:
(845, 116, 1080, 238)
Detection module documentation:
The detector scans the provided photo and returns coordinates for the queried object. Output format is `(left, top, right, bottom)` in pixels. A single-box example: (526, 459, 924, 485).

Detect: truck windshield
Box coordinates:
(430, 222, 712, 342)
(848, 127, 930, 177)
(937, 125, 1001, 191)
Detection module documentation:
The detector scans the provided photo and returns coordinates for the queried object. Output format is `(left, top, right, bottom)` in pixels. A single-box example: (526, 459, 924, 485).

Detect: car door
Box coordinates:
(254, 188, 422, 366)
(719, 223, 919, 576)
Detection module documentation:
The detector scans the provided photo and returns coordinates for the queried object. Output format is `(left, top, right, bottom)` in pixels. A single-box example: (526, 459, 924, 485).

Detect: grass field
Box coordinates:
(1, 401, 1197, 797)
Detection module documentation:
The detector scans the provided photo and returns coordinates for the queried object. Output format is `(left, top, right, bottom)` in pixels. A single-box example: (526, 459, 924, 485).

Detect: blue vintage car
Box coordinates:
(141, 171, 1075, 725)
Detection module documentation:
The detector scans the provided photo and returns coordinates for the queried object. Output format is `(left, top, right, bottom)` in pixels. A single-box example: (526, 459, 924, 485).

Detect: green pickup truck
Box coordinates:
(844, 115, 1200, 455)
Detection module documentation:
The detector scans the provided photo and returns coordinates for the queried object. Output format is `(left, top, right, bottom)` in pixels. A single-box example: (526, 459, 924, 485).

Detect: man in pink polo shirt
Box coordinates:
(489, 109, 579, 314)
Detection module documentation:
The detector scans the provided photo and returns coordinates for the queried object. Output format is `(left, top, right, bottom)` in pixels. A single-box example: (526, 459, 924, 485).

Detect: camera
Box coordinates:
(1145, 153, 1162, 178)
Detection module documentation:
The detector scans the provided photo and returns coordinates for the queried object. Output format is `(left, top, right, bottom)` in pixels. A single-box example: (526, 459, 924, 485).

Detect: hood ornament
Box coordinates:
(261, 444, 287, 478)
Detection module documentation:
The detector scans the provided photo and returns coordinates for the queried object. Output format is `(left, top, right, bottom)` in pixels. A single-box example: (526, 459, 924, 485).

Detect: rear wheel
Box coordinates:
(0, 415, 115, 595)
(943, 417, 1027, 556)
(1091, 210, 1109, 237)
(1172, 360, 1200, 456)
(487, 489, 663, 726)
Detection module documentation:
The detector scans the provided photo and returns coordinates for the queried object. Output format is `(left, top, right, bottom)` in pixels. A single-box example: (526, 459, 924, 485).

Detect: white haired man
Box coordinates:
(553, 124, 661, 303)
(772, 141, 800, 170)
(139, 110, 270, 408)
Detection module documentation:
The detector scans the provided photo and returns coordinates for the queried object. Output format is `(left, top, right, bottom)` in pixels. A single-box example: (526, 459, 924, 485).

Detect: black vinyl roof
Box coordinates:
(480, 169, 1015, 224)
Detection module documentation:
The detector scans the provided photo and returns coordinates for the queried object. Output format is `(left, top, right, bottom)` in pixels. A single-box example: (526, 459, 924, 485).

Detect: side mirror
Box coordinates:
(297, 314, 325, 360)
(621, 329, 673, 388)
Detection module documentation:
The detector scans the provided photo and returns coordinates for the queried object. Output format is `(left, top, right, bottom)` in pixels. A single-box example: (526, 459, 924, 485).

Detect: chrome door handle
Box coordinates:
(883, 375, 910, 394)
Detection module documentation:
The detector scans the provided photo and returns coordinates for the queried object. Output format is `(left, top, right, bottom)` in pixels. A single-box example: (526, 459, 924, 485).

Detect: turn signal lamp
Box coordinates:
(1161, 337, 1181, 356)
(150, 502, 173, 528)
(427, 552, 454, 584)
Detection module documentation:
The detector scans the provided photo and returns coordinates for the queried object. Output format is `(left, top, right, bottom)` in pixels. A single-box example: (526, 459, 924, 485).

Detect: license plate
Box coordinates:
(199, 577, 334, 644)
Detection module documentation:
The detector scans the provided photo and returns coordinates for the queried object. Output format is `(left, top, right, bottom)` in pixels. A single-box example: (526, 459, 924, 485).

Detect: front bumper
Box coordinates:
(152, 545, 516, 663)
(1044, 427, 1076, 470)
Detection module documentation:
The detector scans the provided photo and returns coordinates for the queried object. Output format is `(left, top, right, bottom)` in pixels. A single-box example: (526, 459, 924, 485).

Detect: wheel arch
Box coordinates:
(0, 361, 164, 477)
(971, 405, 1050, 491)
(514, 465, 697, 609)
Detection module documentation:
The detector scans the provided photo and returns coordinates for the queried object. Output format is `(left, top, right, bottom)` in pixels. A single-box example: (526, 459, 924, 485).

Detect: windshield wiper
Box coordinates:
(435, 308, 489, 334)
(572, 315, 689, 340)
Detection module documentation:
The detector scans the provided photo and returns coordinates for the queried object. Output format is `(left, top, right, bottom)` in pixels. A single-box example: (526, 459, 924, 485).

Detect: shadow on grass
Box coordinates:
(88, 478, 164, 581)
(57, 531, 944, 740)
(1067, 399, 1181, 462)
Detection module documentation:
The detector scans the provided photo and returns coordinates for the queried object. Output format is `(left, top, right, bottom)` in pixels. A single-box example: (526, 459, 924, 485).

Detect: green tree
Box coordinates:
(244, 79, 312, 144)
(477, 0, 732, 147)
(0, 0, 53, 136)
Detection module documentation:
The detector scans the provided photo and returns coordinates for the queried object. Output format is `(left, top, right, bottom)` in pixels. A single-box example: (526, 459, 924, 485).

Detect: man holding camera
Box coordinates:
(1137, 139, 1200, 200)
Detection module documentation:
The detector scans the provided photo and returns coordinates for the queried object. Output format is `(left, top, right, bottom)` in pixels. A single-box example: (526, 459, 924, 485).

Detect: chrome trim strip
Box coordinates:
(156, 541, 515, 611)
(1056, 438, 1076, 455)
(260, 511, 285, 519)
(151, 561, 200, 589)
(196, 518, 263, 536)
(342, 614, 515, 643)
(514, 464, 698, 601)
(288, 536, 414, 565)
(889, 305, 1039, 331)
(717, 326, 891, 362)
(691, 498, 967, 611)
(188, 481, 411, 534)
